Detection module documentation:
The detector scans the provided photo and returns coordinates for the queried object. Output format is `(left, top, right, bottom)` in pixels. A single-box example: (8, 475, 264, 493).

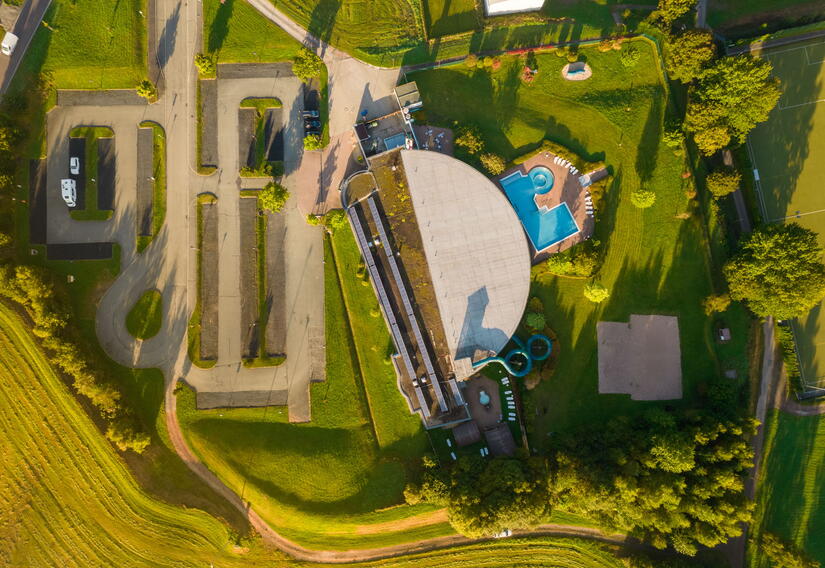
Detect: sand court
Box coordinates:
(597, 314, 682, 401)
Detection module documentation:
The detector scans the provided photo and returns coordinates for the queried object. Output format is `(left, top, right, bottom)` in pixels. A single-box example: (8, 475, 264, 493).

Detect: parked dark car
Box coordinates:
(301, 109, 319, 118)
(304, 120, 321, 129)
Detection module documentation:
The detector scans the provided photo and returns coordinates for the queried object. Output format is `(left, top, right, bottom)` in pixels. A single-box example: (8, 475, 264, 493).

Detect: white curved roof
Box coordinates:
(400, 150, 531, 378)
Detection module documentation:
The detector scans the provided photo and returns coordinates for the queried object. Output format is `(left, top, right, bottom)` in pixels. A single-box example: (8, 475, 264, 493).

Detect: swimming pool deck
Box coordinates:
(496, 153, 594, 258)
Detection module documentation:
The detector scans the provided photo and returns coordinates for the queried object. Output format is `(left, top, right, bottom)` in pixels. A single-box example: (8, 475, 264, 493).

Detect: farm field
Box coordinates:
(748, 37, 825, 390)
(0, 294, 642, 566)
(748, 410, 825, 566)
(204, 0, 303, 64)
(410, 40, 750, 440)
(15, 0, 147, 90)
(176, 233, 444, 550)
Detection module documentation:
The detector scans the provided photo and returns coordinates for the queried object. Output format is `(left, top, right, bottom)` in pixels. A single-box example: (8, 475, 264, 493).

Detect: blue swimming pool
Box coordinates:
(500, 167, 580, 251)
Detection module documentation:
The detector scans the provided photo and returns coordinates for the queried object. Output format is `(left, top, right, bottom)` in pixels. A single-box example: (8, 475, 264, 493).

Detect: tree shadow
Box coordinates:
(207, 0, 234, 54)
(635, 91, 662, 183)
(307, 0, 340, 58)
(157, 2, 181, 70)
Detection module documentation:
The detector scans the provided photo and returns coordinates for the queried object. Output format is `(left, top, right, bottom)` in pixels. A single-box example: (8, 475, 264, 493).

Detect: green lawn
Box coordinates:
(204, 0, 303, 63)
(176, 233, 448, 550)
(137, 121, 167, 253)
(410, 40, 746, 440)
(15, 0, 146, 90)
(748, 410, 825, 567)
(749, 37, 825, 390)
(126, 289, 163, 339)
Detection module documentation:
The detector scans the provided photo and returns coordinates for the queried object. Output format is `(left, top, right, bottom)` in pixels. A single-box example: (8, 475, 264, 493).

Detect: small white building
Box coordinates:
(484, 0, 545, 16)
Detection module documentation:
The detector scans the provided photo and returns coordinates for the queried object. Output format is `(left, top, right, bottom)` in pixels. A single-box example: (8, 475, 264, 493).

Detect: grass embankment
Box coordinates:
(15, 0, 146, 90)
(137, 121, 167, 252)
(707, 0, 825, 34)
(177, 232, 447, 550)
(748, 410, 825, 567)
(410, 42, 751, 441)
(187, 193, 218, 369)
(68, 126, 114, 222)
(126, 289, 163, 340)
(204, 0, 302, 64)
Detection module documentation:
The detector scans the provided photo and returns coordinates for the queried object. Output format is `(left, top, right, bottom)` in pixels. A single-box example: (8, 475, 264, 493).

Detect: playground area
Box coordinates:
(597, 315, 682, 401)
(749, 37, 825, 391)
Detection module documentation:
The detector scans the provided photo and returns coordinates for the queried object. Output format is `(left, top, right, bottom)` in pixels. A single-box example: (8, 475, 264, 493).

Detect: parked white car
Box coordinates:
(1, 32, 18, 56)
(492, 529, 512, 539)
(70, 157, 80, 175)
(61, 179, 77, 208)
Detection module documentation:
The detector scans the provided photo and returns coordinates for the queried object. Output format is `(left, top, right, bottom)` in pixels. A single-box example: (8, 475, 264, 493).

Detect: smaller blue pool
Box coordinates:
(500, 167, 580, 251)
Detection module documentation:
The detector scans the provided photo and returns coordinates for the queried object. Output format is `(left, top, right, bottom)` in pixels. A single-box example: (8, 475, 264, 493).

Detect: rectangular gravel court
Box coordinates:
(748, 37, 825, 388)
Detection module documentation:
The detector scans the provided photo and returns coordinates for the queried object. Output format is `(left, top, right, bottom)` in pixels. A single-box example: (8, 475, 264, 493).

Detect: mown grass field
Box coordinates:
(205, 0, 303, 63)
(16, 0, 146, 89)
(708, 0, 825, 33)
(176, 233, 445, 550)
(423, 0, 478, 37)
(0, 298, 640, 566)
(410, 40, 750, 440)
(748, 410, 825, 567)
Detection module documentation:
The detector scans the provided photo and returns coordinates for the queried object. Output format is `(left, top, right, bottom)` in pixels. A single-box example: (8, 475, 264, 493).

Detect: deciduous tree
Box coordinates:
(724, 223, 825, 319)
(259, 181, 290, 213)
(665, 31, 715, 83)
(292, 48, 323, 83)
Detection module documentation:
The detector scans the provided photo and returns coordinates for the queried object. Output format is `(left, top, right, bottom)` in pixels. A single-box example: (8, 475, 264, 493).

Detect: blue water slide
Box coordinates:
(471, 334, 552, 377)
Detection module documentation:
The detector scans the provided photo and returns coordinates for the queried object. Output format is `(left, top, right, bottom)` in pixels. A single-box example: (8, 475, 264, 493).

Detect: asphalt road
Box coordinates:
(0, 0, 52, 94)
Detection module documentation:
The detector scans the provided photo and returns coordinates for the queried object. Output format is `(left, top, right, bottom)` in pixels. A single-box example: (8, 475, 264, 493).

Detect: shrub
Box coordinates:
(584, 282, 610, 303)
(482, 56, 493, 68)
(528, 297, 544, 313)
(702, 293, 731, 314)
(304, 134, 323, 151)
(259, 181, 290, 213)
(455, 126, 484, 155)
(136, 79, 157, 102)
(631, 189, 656, 208)
(554, 47, 567, 57)
(464, 54, 478, 68)
(663, 119, 685, 149)
(706, 168, 741, 198)
(777, 325, 801, 384)
(106, 418, 151, 454)
(620, 46, 641, 67)
(758, 533, 820, 568)
(306, 214, 321, 226)
(566, 49, 579, 63)
(491, 56, 502, 70)
(323, 209, 348, 233)
(194, 52, 215, 76)
(526, 312, 546, 331)
(597, 39, 613, 52)
(292, 47, 323, 83)
(480, 153, 506, 175)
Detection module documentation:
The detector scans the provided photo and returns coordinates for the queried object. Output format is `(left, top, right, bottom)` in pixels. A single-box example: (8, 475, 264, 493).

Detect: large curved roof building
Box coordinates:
(344, 148, 530, 427)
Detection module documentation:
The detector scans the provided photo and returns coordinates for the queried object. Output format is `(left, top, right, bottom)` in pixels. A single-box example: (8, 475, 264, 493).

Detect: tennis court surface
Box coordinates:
(749, 38, 825, 389)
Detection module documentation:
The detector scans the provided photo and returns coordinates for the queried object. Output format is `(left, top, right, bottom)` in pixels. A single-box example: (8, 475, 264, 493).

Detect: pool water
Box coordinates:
(500, 167, 580, 251)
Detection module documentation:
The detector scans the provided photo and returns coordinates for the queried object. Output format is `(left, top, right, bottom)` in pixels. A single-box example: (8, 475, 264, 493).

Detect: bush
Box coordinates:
(322, 209, 348, 233)
(480, 153, 506, 175)
(194, 52, 215, 76)
(554, 47, 567, 58)
(136, 79, 157, 102)
(597, 39, 613, 52)
(584, 282, 610, 303)
(777, 325, 801, 383)
(663, 119, 684, 149)
(482, 56, 493, 68)
(702, 293, 731, 314)
(631, 189, 656, 208)
(526, 312, 546, 331)
(758, 533, 820, 568)
(304, 134, 323, 151)
(455, 126, 484, 155)
(491, 56, 502, 71)
(292, 47, 323, 83)
(464, 54, 478, 68)
(106, 418, 151, 454)
(259, 181, 289, 213)
(706, 169, 741, 198)
(620, 46, 641, 67)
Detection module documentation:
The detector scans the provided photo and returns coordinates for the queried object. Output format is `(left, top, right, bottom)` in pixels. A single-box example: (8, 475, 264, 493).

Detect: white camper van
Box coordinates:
(1, 32, 18, 56)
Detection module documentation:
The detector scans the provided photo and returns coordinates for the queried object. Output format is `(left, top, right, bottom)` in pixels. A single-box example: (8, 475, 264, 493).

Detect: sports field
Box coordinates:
(748, 37, 825, 389)
(748, 410, 825, 567)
